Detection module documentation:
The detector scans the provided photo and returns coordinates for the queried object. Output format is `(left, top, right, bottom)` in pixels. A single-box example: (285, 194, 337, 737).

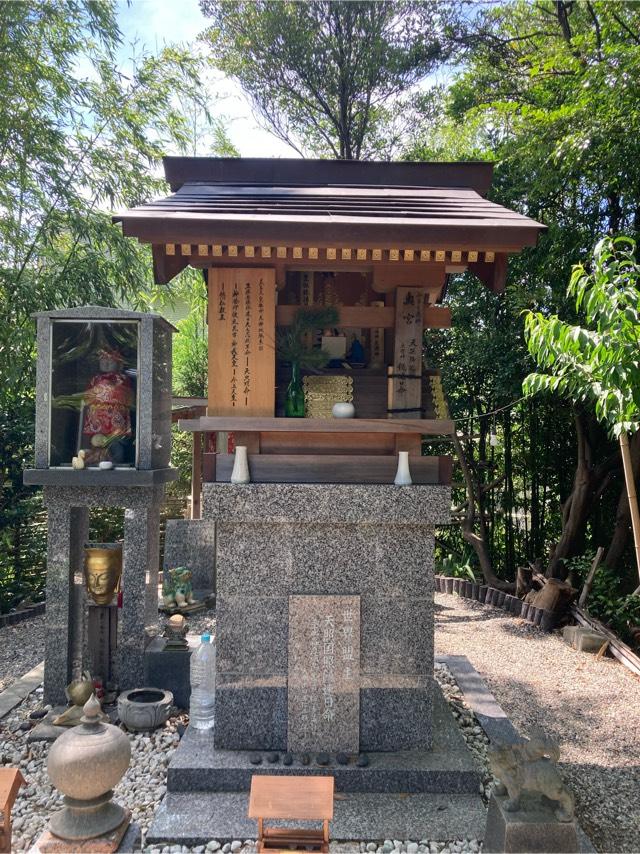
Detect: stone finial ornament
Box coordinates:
(47, 693, 131, 841)
(488, 729, 575, 822)
(163, 613, 189, 650)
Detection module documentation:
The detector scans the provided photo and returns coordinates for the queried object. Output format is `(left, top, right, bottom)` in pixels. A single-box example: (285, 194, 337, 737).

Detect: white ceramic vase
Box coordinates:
(332, 401, 355, 418)
(394, 451, 412, 486)
(230, 445, 251, 484)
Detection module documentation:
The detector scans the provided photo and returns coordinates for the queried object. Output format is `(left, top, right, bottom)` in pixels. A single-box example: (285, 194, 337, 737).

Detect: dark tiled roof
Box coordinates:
(113, 157, 545, 251)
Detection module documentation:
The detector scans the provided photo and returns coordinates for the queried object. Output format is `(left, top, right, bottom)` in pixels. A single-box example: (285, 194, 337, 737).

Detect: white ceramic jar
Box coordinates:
(332, 402, 355, 418)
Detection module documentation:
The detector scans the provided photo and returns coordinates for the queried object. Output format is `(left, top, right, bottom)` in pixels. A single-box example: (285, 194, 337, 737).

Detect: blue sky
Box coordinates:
(115, 0, 296, 158)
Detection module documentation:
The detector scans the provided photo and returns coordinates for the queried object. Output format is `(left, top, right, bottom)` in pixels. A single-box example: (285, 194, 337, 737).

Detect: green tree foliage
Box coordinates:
(0, 1, 208, 610)
(525, 237, 640, 439)
(199, 0, 457, 158)
(411, 0, 640, 584)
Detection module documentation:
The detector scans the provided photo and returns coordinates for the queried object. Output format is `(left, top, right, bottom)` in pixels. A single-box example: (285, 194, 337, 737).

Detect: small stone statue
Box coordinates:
(71, 449, 86, 469)
(163, 613, 189, 650)
(162, 567, 198, 611)
(488, 729, 575, 822)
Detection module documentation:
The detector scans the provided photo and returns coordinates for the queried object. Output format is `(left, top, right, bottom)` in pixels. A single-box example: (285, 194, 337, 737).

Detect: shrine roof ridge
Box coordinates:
(162, 156, 495, 196)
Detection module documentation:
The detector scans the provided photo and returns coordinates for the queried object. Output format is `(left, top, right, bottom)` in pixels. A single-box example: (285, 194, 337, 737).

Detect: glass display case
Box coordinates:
(49, 320, 139, 468)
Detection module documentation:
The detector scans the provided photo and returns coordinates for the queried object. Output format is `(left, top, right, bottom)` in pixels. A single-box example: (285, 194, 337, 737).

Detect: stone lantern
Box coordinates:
(47, 694, 131, 841)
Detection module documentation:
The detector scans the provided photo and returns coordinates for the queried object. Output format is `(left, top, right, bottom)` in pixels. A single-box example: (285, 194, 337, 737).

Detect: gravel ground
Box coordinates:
(435, 592, 640, 854)
(0, 615, 45, 692)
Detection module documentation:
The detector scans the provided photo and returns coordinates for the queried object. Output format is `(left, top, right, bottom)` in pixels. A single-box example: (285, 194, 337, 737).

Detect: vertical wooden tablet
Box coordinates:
(389, 287, 426, 419)
(207, 268, 276, 416)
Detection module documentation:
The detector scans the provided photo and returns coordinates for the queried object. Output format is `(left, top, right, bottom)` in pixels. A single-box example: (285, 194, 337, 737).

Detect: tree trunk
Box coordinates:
(452, 431, 512, 590)
(605, 432, 640, 573)
(547, 410, 620, 579)
(547, 410, 593, 578)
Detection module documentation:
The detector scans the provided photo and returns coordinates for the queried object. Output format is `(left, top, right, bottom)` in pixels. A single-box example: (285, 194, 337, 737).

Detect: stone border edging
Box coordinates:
(436, 654, 521, 745)
(0, 601, 45, 628)
(434, 576, 561, 632)
(0, 661, 44, 719)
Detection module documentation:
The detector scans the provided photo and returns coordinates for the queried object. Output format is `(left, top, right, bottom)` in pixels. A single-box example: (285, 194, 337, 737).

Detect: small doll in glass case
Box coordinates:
(80, 347, 135, 464)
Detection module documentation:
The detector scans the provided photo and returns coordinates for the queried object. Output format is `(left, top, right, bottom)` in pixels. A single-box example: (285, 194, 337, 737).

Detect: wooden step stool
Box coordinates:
(248, 775, 334, 852)
(0, 768, 25, 853)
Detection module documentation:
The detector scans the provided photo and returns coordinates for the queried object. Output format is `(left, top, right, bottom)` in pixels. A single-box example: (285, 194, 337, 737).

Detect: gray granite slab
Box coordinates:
(360, 685, 433, 752)
(216, 521, 436, 598)
(214, 677, 287, 750)
(204, 483, 451, 525)
(483, 793, 578, 853)
(146, 791, 487, 845)
(216, 595, 288, 676)
(361, 595, 433, 676)
(436, 655, 522, 746)
(208, 482, 443, 753)
(288, 595, 360, 753)
(0, 662, 44, 720)
(24, 467, 177, 486)
(144, 636, 197, 710)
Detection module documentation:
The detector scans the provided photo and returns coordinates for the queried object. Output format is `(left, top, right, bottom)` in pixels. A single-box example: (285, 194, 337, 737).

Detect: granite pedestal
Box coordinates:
(144, 634, 200, 709)
(483, 793, 579, 853)
(38, 479, 172, 705)
(203, 483, 450, 753)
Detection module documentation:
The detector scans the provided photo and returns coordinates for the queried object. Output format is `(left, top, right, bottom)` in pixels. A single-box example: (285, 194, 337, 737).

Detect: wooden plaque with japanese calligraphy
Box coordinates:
(389, 287, 427, 419)
(207, 268, 276, 416)
(287, 595, 360, 753)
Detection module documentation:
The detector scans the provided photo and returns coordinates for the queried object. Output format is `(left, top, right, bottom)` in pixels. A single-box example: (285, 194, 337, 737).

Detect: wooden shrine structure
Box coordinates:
(114, 157, 545, 498)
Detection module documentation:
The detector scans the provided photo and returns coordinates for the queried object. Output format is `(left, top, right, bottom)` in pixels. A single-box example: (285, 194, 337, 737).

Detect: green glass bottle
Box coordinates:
(285, 362, 305, 417)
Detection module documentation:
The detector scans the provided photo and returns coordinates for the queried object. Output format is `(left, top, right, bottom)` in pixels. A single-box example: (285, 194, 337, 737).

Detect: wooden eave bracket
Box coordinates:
(468, 254, 508, 293)
(152, 244, 189, 284)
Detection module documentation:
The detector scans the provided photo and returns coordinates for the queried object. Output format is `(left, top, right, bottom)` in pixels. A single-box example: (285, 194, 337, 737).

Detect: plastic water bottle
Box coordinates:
(189, 633, 216, 730)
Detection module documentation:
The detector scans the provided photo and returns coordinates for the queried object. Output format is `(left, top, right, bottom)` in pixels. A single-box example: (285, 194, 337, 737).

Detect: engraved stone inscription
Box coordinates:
(288, 595, 360, 753)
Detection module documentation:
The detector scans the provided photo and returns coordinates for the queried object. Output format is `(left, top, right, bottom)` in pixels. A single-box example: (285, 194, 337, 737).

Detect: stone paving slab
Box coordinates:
(0, 661, 43, 719)
(147, 791, 487, 845)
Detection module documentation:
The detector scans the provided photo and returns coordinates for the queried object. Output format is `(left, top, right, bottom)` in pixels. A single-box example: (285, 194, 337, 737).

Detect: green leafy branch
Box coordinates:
(523, 236, 640, 439)
(276, 305, 339, 370)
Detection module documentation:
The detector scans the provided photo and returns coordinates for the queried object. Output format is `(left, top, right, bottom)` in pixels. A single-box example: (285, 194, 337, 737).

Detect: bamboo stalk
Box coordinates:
(619, 431, 640, 592)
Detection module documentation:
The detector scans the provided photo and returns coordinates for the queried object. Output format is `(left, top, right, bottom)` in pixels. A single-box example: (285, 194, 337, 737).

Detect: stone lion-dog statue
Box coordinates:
(488, 729, 575, 822)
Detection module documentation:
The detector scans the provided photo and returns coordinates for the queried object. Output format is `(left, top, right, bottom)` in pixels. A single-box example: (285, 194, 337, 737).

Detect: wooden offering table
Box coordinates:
(249, 775, 334, 853)
(180, 416, 455, 485)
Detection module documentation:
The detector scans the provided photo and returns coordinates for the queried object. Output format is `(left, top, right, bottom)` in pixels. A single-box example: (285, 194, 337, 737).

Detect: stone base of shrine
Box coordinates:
(203, 482, 451, 754)
(147, 684, 485, 844)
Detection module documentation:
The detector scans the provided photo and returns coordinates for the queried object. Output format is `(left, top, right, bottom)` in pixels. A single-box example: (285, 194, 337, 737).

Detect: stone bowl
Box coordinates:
(117, 688, 173, 732)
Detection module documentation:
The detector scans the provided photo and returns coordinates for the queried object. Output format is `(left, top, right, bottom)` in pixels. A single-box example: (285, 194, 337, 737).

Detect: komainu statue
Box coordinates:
(488, 729, 575, 822)
(162, 566, 197, 610)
